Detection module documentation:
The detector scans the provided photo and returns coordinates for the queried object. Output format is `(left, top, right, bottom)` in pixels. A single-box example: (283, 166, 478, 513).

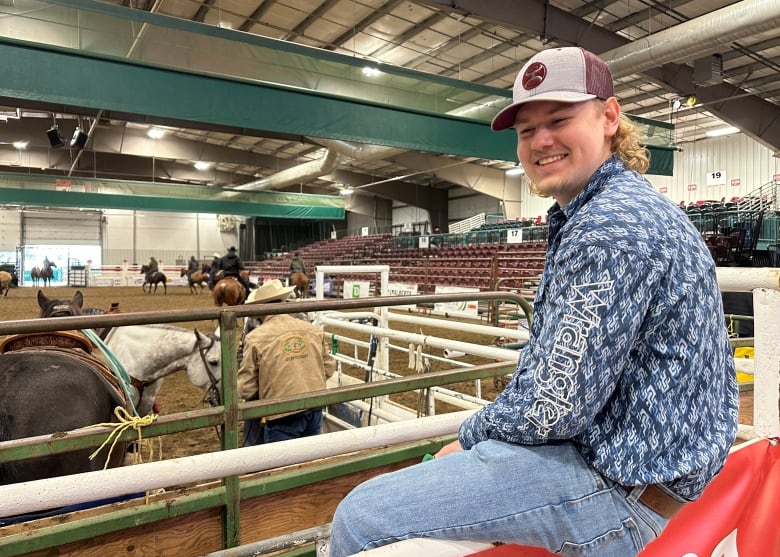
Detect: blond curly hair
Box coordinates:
(613, 113, 650, 174)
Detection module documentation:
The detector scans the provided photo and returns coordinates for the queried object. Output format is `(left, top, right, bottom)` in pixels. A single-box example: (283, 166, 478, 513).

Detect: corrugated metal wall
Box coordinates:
(0, 209, 21, 251)
(653, 135, 780, 204)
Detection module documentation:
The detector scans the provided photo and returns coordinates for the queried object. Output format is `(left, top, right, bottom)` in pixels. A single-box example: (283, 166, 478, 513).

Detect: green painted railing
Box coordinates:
(0, 292, 521, 556)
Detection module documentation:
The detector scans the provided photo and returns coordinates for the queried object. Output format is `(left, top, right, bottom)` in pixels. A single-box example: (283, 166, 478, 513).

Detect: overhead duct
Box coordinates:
(233, 148, 340, 191)
(232, 140, 405, 193)
(602, 0, 780, 78)
(312, 138, 406, 162)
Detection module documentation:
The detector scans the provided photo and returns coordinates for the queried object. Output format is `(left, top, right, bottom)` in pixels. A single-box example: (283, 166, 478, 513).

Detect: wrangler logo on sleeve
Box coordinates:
(525, 280, 612, 435)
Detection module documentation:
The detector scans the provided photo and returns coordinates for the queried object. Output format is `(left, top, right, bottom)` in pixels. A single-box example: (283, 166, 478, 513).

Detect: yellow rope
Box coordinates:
(84, 407, 158, 470)
(727, 314, 735, 338)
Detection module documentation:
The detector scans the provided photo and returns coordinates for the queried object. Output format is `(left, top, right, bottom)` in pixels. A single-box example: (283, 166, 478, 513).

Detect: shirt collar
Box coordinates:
(547, 155, 625, 221)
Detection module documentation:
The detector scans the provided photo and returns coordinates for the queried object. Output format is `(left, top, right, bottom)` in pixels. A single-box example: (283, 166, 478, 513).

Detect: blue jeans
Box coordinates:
(329, 440, 668, 557)
(242, 409, 323, 446)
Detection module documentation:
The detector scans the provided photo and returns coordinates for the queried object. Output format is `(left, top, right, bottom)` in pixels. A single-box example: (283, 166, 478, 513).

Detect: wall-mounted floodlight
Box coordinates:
(46, 125, 64, 148)
(70, 127, 88, 149)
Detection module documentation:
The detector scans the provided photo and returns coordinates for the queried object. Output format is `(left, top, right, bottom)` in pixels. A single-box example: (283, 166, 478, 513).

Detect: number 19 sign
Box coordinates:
(706, 170, 727, 186)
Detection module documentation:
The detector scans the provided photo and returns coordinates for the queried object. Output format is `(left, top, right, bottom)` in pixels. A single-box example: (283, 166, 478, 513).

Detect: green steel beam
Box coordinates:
(0, 184, 345, 219)
(0, 39, 517, 162)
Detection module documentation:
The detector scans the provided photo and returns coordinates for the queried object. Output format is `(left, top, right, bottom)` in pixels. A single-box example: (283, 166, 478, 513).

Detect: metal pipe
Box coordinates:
(753, 288, 780, 438)
(0, 410, 473, 517)
(202, 524, 332, 557)
(387, 311, 529, 342)
(318, 315, 520, 362)
(603, 0, 780, 78)
(716, 267, 780, 292)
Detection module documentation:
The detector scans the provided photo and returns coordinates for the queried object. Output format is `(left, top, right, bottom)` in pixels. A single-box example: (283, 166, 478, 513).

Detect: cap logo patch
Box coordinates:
(522, 62, 547, 90)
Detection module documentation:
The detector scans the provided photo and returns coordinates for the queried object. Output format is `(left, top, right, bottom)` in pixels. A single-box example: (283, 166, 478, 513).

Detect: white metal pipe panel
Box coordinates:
(317, 316, 520, 362)
(717, 267, 780, 292)
(387, 311, 529, 342)
(0, 410, 473, 517)
(752, 288, 780, 438)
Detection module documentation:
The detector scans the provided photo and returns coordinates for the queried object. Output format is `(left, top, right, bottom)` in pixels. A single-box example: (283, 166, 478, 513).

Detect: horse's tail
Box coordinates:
(0, 414, 18, 483)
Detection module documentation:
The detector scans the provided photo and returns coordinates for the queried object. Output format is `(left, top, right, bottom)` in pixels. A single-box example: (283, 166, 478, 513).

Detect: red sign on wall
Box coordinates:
(731, 178, 741, 187)
(659, 186, 668, 194)
(687, 184, 697, 191)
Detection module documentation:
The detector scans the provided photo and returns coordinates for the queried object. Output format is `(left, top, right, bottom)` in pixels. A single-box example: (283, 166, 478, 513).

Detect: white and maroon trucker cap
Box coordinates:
(491, 47, 614, 131)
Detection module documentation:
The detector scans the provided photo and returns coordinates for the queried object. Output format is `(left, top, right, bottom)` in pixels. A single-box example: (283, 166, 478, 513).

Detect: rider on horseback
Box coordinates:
(216, 246, 251, 297)
(289, 252, 306, 283)
(187, 255, 199, 278)
(146, 256, 159, 284)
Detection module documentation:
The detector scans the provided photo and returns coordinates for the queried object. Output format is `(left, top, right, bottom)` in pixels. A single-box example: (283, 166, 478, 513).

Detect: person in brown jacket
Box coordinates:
(238, 279, 336, 445)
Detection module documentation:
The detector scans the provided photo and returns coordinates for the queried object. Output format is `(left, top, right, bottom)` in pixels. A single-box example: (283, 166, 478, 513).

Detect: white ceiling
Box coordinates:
(2, 0, 780, 199)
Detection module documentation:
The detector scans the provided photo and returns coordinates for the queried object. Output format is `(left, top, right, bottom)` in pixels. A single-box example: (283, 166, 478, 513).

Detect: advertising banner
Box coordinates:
(387, 282, 418, 310)
(433, 285, 479, 318)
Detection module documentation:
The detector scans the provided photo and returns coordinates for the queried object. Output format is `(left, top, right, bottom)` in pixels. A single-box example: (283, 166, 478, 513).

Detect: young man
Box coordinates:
(238, 279, 336, 446)
(329, 47, 739, 557)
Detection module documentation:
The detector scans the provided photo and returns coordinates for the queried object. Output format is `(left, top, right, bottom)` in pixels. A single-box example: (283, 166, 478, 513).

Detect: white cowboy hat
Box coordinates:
(245, 279, 295, 304)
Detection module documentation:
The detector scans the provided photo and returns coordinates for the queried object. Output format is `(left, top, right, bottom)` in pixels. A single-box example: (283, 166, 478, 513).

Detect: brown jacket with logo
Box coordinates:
(238, 313, 336, 419)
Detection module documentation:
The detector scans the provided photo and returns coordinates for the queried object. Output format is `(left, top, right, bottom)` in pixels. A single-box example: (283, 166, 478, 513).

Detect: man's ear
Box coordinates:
(603, 97, 621, 136)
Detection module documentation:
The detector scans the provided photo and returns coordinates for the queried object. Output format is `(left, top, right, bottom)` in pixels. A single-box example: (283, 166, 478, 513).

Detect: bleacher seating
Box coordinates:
(250, 233, 546, 299)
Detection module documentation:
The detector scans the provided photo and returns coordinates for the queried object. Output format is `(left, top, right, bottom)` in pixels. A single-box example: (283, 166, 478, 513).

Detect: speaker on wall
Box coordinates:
(46, 125, 65, 148)
(70, 127, 88, 150)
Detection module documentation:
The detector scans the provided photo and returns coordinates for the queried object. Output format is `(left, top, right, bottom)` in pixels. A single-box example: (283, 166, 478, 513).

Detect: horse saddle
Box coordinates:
(0, 332, 128, 409)
(0, 330, 93, 354)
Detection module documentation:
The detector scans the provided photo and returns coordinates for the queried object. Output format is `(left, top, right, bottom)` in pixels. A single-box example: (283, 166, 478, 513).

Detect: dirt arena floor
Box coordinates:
(0, 284, 504, 462)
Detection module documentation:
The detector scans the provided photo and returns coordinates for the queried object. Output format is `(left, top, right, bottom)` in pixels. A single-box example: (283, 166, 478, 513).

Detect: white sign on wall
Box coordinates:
(706, 170, 727, 186)
(343, 280, 370, 299)
(433, 285, 480, 318)
(360, 227, 369, 236)
(418, 236, 430, 249)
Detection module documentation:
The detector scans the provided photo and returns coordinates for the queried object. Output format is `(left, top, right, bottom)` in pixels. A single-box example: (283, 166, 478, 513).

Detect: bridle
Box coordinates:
(44, 304, 81, 318)
(196, 332, 222, 407)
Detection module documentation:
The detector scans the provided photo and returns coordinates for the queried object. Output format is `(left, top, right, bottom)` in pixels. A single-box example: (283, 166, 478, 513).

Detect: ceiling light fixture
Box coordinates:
(705, 126, 740, 137)
(13, 141, 28, 149)
(362, 66, 381, 77)
(194, 161, 213, 171)
(339, 187, 354, 195)
(506, 166, 525, 176)
(147, 128, 165, 139)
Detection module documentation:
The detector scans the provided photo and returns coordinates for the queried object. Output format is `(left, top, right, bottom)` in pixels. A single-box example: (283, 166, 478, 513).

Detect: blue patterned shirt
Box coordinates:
(459, 157, 739, 500)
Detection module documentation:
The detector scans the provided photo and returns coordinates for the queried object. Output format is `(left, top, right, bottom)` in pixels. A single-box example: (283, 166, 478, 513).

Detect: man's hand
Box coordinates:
(435, 439, 463, 458)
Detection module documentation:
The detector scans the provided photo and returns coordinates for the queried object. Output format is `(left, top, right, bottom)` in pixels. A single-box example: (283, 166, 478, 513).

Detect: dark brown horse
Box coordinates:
(180, 268, 207, 294)
(213, 276, 246, 306)
(140, 265, 167, 294)
(30, 261, 55, 287)
(0, 290, 126, 485)
(290, 272, 310, 298)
